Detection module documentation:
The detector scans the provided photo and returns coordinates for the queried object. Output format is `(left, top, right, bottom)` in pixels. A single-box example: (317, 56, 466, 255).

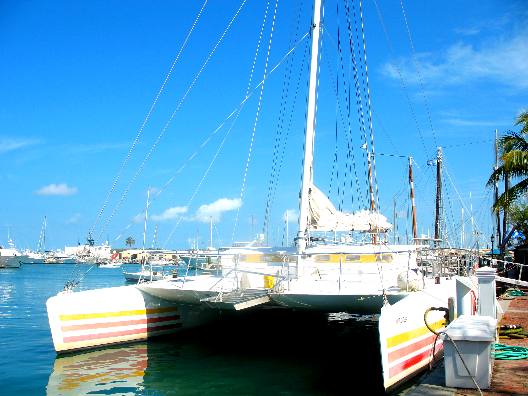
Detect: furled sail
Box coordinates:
(308, 184, 392, 232)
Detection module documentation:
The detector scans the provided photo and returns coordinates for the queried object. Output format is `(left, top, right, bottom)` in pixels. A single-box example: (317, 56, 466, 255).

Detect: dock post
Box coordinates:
(476, 266, 497, 318)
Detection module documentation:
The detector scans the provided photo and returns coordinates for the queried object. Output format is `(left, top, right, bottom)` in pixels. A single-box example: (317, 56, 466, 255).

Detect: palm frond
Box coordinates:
(493, 178, 528, 211)
(514, 110, 528, 134)
(499, 132, 528, 153)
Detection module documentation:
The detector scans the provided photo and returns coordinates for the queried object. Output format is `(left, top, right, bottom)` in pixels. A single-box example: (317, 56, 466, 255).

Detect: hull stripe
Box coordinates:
(63, 323, 182, 343)
(386, 319, 444, 349)
(61, 314, 180, 332)
(59, 306, 178, 321)
(388, 333, 438, 363)
(389, 342, 444, 378)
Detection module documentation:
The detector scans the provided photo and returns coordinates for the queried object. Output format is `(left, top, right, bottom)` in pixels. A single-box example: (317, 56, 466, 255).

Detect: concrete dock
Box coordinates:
(395, 291, 528, 396)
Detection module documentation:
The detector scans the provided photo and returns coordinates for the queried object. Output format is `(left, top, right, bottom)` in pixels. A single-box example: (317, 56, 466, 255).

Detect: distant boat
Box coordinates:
(98, 261, 122, 269)
(0, 237, 27, 268)
(123, 261, 178, 282)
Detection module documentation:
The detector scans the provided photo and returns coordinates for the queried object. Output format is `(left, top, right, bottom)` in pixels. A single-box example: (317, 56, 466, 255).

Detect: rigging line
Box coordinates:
(321, 28, 363, 210)
(96, 0, 249, 242)
(232, 0, 280, 244)
(344, 0, 370, 208)
(263, 0, 303, 238)
(377, 152, 408, 159)
(399, 0, 439, 150)
(442, 161, 483, 236)
(163, 118, 234, 248)
(90, 0, 209, 236)
(267, 39, 310, 230)
(112, 30, 309, 244)
(370, 0, 430, 157)
(442, 138, 494, 150)
(338, 3, 356, 211)
(165, 0, 274, 248)
(358, 0, 381, 214)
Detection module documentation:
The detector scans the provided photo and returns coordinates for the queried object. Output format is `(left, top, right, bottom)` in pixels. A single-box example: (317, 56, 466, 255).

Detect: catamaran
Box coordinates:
(46, 1, 481, 392)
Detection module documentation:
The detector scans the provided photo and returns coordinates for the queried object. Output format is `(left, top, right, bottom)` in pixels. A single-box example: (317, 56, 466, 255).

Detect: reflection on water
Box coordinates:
(47, 309, 385, 395)
(47, 344, 148, 395)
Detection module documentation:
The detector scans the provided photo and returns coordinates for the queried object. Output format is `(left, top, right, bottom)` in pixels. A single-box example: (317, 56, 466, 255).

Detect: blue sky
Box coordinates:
(1, 0, 526, 251)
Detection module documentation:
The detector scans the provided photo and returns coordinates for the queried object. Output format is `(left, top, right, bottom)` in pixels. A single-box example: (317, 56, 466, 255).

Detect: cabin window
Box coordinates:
(316, 255, 330, 262)
(346, 255, 361, 262)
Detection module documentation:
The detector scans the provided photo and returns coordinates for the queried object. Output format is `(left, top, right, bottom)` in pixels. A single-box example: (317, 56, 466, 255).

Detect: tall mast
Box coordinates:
(461, 208, 465, 248)
(367, 152, 377, 243)
(142, 188, 150, 252)
(209, 216, 213, 249)
(297, 0, 322, 253)
(285, 210, 289, 247)
(494, 129, 502, 247)
(408, 156, 418, 242)
(434, 147, 443, 246)
(43, 216, 47, 252)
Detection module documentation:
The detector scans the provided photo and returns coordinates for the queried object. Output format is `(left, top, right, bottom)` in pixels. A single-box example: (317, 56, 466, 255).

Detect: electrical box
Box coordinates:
(443, 315, 497, 389)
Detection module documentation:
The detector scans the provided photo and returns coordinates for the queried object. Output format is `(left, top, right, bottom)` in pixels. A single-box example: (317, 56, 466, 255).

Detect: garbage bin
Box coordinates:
(443, 315, 497, 389)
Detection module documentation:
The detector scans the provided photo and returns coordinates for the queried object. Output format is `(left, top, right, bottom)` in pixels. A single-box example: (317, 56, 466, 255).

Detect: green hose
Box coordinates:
(501, 288, 526, 298)
(493, 343, 528, 360)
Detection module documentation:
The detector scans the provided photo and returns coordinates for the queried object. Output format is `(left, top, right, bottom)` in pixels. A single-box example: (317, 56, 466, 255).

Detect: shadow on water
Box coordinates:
(47, 309, 386, 395)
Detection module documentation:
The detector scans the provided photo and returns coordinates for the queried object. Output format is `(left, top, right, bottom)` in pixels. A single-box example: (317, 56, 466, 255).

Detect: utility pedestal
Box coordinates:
(476, 266, 497, 318)
(443, 315, 497, 390)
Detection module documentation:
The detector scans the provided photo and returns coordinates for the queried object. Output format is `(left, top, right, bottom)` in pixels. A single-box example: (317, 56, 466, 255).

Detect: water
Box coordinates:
(0, 264, 387, 395)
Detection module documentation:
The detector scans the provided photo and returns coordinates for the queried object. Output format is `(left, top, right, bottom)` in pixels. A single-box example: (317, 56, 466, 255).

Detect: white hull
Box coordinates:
(123, 270, 175, 282)
(46, 284, 219, 353)
(138, 276, 232, 304)
(0, 255, 25, 268)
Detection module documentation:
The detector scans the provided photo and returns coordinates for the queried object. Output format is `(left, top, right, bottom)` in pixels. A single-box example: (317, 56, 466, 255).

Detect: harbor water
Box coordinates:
(0, 264, 387, 395)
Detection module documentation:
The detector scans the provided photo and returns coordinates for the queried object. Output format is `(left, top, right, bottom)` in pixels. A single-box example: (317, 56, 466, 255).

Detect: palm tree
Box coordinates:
(488, 110, 528, 210)
(125, 236, 135, 248)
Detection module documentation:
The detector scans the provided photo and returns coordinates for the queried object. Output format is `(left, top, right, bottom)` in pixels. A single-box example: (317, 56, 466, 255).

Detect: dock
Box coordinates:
(395, 290, 528, 396)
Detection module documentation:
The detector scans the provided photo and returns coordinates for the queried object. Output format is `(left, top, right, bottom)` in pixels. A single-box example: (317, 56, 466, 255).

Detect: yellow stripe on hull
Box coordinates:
(386, 319, 445, 349)
(59, 306, 178, 322)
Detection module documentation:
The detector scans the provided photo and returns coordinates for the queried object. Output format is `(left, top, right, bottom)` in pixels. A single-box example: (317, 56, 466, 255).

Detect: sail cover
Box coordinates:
(308, 184, 392, 232)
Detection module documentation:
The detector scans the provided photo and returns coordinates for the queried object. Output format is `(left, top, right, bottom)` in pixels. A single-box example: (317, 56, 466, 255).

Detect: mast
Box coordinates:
(142, 188, 150, 263)
(285, 210, 289, 247)
(209, 216, 213, 249)
(408, 156, 418, 242)
(367, 152, 377, 243)
(297, 0, 322, 253)
(494, 129, 502, 247)
(461, 208, 465, 248)
(503, 173, 509, 254)
(434, 147, 443, 247)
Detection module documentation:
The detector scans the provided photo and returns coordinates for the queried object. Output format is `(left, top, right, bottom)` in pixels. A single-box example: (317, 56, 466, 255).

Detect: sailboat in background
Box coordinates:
(22, 216, 48, 264)
(122, 189, 176, 281)
(0, 231, 27, 268)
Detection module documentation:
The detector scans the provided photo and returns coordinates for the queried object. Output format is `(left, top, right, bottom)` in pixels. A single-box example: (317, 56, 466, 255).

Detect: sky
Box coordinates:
(1, 0, 527, 251)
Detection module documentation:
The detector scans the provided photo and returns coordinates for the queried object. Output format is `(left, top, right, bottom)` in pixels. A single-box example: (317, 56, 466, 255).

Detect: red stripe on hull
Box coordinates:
(389, 342, 443, 378)
(63, 322, 182, 343)
(61, 315, 180, 332)
(388, 334, 438, 363)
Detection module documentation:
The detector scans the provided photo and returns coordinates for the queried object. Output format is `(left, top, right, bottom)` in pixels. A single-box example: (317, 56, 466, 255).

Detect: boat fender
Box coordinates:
(397, 269, 423, 291)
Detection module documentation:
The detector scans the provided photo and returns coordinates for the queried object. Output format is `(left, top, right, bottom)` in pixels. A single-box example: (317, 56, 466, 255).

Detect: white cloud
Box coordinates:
(283, 209, 298, 223)
(382, 30, 528, 89)
(151, 206, 188, 222)
(0, 137, 39, 154)
(66, 213, 81, 224)
(442, 118, 509, 128)
(195, 198, 242, 223)
(35, 183, 78, 196)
